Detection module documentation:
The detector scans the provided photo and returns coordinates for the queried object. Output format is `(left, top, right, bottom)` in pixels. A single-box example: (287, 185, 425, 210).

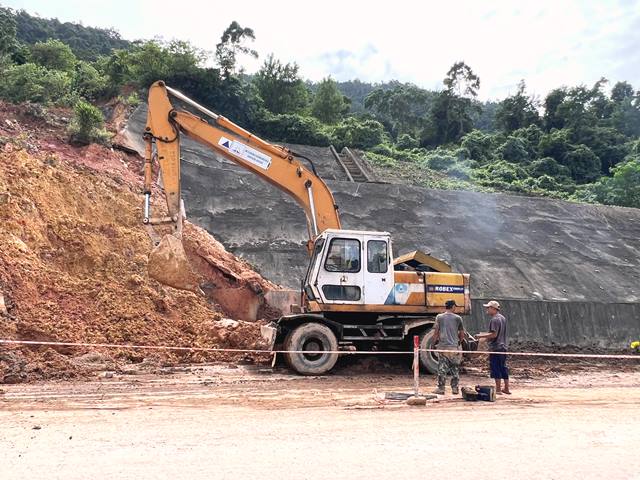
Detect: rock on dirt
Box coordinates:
(406, 396, 427, 406)
(0, 288, 7, 315)
(147, 234, 200, 293)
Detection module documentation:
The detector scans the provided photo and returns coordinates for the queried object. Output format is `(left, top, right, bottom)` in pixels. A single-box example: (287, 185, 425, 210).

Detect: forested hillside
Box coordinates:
(12, 8, 130, 60)
(0, 5, 638, 208)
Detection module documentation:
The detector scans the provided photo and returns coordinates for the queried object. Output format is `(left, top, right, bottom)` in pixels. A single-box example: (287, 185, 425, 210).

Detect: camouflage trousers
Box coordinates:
(437, 350, 461, 389)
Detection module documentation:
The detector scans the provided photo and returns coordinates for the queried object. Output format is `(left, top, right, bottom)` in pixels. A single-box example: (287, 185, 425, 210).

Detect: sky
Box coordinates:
(3, 0, 640, 100)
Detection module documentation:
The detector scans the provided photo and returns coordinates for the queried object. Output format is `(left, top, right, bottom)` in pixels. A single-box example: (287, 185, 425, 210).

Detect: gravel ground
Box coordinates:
(1, 363, 639, 479)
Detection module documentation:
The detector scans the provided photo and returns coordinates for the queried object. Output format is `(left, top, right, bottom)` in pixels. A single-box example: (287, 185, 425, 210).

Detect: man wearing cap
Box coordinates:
(431, 299, 465, 395)
(477, 300, 511, 394)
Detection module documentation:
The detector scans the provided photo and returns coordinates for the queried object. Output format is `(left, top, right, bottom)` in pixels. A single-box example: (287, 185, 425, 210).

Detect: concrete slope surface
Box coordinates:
(125, 106, 640, 347)
(125, 106, 640, 301)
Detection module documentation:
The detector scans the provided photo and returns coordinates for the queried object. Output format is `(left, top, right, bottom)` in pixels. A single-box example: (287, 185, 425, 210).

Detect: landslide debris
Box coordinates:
(0, 101, 278, 383)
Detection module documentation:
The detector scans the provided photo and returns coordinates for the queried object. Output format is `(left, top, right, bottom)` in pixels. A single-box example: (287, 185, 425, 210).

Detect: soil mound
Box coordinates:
(0, 102, 278, 382)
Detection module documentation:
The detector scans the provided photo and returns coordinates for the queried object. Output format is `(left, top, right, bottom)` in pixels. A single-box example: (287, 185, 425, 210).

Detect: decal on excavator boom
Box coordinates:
(219, 136, 272, 170)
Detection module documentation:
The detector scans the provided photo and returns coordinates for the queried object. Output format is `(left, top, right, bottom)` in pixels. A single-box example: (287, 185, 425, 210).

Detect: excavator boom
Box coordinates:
(143, 81, 341, 243)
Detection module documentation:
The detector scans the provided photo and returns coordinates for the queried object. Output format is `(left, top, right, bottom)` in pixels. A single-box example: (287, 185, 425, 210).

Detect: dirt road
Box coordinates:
(1, 364, 639, 480)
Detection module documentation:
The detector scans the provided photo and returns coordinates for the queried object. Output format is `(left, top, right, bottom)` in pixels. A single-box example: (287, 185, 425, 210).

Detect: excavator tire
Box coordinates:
(283, 322, 339, 376)
(419, 329, 439, 374)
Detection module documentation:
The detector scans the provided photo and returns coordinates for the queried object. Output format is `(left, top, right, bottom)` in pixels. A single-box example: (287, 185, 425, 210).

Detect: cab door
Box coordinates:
(364, 235, 394, 305)
(316, 234, 364, 304)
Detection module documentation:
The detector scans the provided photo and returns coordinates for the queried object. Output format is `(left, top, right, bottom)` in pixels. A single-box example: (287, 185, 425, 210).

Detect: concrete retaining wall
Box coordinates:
(468, 299, 640, 349)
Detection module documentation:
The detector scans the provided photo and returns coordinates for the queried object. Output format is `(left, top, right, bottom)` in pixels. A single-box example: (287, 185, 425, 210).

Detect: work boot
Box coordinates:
(432, 387, 445, 395)
(451, 386, 459, 395)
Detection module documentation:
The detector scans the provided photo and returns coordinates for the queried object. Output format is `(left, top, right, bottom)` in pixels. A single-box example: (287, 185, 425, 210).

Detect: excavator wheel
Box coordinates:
(418, 329, 439, 374)
(283, 322, 339, 376)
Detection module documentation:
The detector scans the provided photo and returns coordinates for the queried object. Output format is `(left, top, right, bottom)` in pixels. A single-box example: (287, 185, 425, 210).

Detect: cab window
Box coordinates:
(322, 285, 361, 301)
(324, 238, 361, 273)
(367, 240, 388, 273)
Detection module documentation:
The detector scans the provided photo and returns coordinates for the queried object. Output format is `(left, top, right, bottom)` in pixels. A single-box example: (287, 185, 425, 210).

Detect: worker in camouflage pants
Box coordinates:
(432, 300, 465, 395)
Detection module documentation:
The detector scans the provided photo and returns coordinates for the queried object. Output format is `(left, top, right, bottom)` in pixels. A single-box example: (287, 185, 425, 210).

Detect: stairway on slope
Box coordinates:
(330, 145, 371, 182)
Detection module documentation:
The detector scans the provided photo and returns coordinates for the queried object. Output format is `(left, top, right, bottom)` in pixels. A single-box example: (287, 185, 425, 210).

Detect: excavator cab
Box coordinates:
(303, 229, 469, 313)
(304, 229, 394, 306)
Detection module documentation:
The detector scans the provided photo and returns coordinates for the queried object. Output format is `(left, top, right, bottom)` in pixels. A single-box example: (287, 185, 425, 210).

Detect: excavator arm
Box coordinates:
(143, 80, 341, 245)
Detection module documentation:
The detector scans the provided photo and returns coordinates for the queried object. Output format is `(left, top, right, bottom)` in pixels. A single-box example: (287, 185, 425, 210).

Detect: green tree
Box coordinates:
(576, 155, 640, 207)
(423, 149, 457, 171)
(543, 79, 612, 133)
(215, 21, 257, 79)
(538, 129, 573, 163)
(611, 81, 635, 102)
(114, 40, 205, 88)
(335, 79, 378, 113)
(543, 88, 567, 131)
(611, 95, 640, 138)
(443, 61, 480, 98)
(574, 126, 628, 174)
(165, 40, 207, 74)
(0, 62, 70, 103)
(311, 77, 349, 124)
(72, 61, 107, 100)
(554, 86, 594, 130)
(602, 155, 640, 207)
(29, 39, 76, 72)
(611, 82, 640, 137)
(395, 133, 419, 150)
(254, 54, 309, 114)
(461, 130, 495, 163)
(100, 49, 132, 88)
(0, 7, 17, 56)
(254, 111, 332, 146)
(364, 83, 434, 138)
(533, 174, 563, 192)
(588, 77, 613, 120)
(474, 159, 528, 187)
(331, 117, 387, 149)
(528, 157, 571, 179)
(495, 80, 540, 133)
(512, 124, 543, 158)
(498, 136, 529, 163)
(424, 62, 481, 145)
(68, 99, 109, 145)
(564, 144, 600, 183)
(174, 70, 260, 128)
(127, 41, 168, 87)
(473, 100, 499, 132)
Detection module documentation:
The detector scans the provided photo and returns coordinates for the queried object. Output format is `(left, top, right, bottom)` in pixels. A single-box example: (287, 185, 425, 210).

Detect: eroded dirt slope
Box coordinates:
(0, 102, 276, 382)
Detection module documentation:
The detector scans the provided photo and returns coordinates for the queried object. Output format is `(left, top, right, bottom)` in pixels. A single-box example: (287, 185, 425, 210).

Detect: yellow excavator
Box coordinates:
(143, 80, 474, 375)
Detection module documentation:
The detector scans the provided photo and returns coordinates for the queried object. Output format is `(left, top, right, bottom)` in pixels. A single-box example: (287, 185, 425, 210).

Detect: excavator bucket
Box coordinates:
(147, 234, 200, 293)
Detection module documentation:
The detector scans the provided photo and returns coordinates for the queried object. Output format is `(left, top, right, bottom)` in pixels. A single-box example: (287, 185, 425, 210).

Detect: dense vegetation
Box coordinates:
(0, 6, 638, 208)
(12, 8, 130, 60)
